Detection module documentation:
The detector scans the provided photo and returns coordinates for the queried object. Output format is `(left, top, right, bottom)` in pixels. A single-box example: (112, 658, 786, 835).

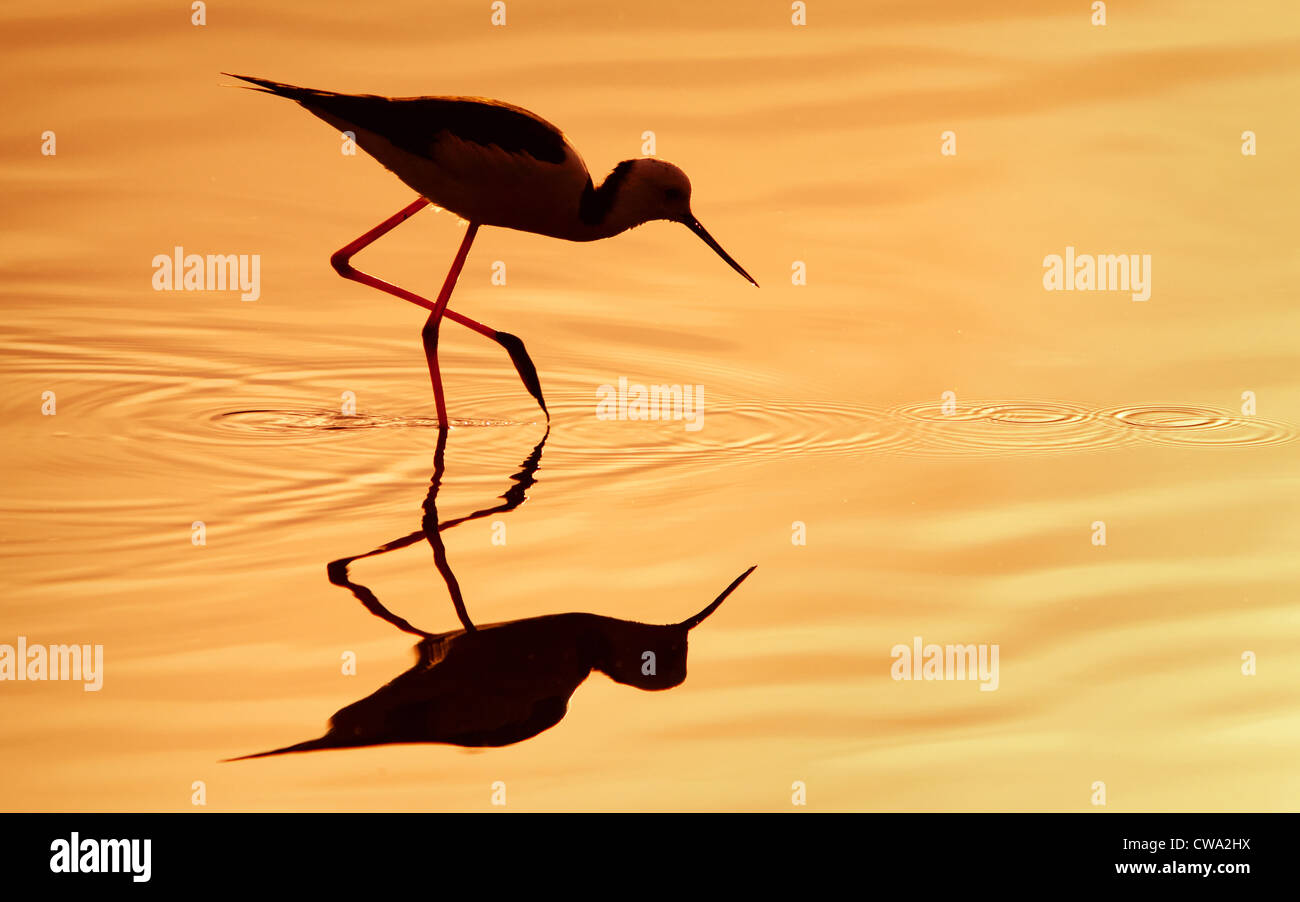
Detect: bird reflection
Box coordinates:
(232, 427, 754, 758)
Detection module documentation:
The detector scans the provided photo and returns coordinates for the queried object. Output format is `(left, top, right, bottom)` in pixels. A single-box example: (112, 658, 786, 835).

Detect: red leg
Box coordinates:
(329, 199, 549, 420)
(421, 222, 478, 426)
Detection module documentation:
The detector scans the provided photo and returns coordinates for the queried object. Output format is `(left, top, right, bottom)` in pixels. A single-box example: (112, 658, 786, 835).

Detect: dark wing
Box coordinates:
(223, 73, 569, 164)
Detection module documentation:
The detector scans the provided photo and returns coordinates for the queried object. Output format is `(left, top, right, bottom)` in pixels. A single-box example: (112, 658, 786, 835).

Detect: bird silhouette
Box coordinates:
(225, 73, 757, 425)
(229, 427, 755, 758)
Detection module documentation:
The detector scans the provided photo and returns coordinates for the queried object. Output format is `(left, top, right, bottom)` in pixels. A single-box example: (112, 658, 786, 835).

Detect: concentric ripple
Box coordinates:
(4, 318, 1294, 497)
(548, 397, 915, 474)
(888, 399, 1132, 457)
(1102, 405, 1298, 446)
(883, 399, 1297, 457)
(214, 408, 516, 435)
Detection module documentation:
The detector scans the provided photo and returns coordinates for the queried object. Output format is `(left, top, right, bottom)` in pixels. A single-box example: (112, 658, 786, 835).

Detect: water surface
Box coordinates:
(2, 0, 1298, 811)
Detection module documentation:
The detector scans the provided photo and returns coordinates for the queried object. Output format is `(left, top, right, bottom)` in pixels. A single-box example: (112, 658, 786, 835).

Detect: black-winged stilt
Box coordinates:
(225, 74, 758, 426)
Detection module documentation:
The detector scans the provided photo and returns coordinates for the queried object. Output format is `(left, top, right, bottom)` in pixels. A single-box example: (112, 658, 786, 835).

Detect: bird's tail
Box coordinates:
(220, 73, 340, 103)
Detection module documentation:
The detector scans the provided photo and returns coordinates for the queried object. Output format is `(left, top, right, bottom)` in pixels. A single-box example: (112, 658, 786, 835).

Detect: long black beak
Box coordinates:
(687, 218, 758, 286)
(678, 565, 757, 630)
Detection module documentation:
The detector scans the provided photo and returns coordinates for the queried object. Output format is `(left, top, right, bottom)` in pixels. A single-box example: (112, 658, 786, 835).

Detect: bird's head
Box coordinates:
(613, 159, 758, 286)
(592, 566, 757, 690)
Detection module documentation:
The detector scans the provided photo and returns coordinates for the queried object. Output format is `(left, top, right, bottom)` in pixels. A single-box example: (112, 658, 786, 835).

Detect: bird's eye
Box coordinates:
(664, 187, 684, 201)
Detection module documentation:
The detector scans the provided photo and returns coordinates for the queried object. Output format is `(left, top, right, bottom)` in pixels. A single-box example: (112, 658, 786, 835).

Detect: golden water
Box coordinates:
(2, 0, 1298, 811)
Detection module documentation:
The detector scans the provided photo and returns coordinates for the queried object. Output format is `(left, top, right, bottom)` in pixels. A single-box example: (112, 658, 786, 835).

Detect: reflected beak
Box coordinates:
(686, 217, 759, 286)
(679, 566, 757, 630)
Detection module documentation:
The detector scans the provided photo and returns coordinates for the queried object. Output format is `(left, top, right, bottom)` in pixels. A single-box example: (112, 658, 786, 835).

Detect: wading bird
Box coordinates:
(225, 74, 759, 425)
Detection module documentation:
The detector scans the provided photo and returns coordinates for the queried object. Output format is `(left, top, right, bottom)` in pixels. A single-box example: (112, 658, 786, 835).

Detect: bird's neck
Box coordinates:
(577, 162, 651, 239)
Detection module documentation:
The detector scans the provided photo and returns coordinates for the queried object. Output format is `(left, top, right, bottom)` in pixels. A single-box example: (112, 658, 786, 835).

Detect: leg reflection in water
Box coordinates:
(230, 427, 755, 758)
